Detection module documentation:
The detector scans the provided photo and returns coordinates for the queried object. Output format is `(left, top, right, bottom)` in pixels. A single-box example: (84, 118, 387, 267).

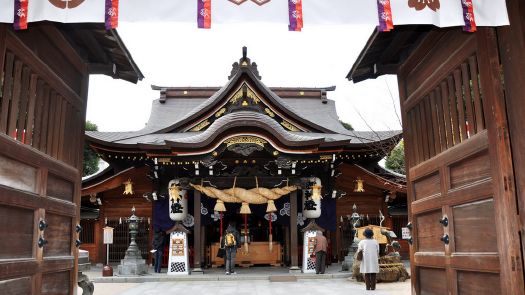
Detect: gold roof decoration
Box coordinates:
(123, 178, 134, 195)
(189, 119, 210, 132)
(224, 136, 267, 147)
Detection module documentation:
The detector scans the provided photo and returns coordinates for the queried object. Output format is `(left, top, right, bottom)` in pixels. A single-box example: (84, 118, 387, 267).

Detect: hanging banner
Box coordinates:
(461, 0, 476, 32)
(288, 0, 303, 32)
(0, 0, 509, 29)
(13, 0, 28, 30)
(105, 0, 119, 30)
(377, 0, 394, 32)
(198, 0, 212, 29)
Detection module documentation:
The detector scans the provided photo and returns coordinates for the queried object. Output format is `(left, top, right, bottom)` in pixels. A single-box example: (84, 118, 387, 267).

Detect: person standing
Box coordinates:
(358, 228, 380, 290)
(152, 228, 166, 273)
(314, 230, 328, 274)
(221, 221, 241, 275)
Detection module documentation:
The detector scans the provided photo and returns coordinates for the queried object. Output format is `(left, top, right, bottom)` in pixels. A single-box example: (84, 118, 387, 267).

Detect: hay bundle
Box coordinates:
(225, 188, 268, 204)
(352, 255, 410, 283)
(208, 187, 242, 203)
(191, 183, 297, 205)
(271, 186, 298, 196)
(250, 187, 281, 200)
(190, 184, 216, 198)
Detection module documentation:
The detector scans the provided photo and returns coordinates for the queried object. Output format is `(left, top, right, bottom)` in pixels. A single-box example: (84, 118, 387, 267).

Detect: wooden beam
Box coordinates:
(40, 23, 87, 74)
(477, 27, 525, 294)
(497, 0, 525, 278)
(88, 63, 116, 76)
(0, 25, 6, 85)
(193, 190, 203, 273)
(379, 31, 413, 64)
(74, 29, 111, 64)
(289, 191, 299, 271)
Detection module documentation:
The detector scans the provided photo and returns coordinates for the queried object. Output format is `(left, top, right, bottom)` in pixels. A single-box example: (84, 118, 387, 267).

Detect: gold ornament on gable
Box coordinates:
(281, 120, 300, 132)
(224, 136, 267, 147)
(190, 119, 210, 132)
(354, 177, 365, 193)
(215, 108, 226, 118)
(265, 108, 275, 118)
(123, 178, 134, 195)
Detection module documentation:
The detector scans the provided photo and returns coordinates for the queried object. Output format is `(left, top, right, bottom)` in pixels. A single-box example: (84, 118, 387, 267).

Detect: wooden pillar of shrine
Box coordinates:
(192, 190, 203, 274)
(289, 191, 300, 272)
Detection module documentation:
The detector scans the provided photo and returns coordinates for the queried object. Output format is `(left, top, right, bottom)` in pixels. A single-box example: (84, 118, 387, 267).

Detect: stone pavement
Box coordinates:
(81, 279, 411, 295)
(78, 263, 411, 295)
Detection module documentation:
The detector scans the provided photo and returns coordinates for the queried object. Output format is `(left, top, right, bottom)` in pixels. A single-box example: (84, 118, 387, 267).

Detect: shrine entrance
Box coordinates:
(348, 1, 525, 292)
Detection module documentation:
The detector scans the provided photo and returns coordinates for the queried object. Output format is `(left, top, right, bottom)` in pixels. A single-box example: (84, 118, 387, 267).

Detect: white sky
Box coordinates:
(86, 22, 402, 133)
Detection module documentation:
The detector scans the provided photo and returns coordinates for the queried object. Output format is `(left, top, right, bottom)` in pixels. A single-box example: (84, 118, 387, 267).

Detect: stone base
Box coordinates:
(342, 251, 356, 271)
(191, 268, 204, 275)
(289, 266, 301, 274)
(118, 258, 148, 276)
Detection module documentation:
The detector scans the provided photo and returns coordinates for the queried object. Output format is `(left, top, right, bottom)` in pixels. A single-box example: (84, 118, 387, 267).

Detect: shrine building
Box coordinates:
(80, 48, 407, 270)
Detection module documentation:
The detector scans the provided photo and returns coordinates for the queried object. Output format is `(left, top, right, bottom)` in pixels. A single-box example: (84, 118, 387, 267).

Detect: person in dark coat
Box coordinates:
(220, 221, 241, 275)
(314, 230, 328, 274)
(152, 228, 166, 273)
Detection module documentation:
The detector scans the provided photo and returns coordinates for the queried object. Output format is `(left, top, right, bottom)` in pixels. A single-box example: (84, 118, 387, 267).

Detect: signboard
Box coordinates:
(302, 230, 317, 274)
(103, 226, 114, 245)
(402, 227, 411, 240)
(167, 232, 189, 275)
(171, 238, 185, 256)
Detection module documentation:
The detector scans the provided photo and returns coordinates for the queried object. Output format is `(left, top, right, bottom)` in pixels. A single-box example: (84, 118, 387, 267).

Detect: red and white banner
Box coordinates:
(0, 0, 509, 30)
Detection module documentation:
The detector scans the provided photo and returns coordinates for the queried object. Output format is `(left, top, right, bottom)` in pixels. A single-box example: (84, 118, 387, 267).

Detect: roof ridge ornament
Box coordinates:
(229, 46, 262, 80)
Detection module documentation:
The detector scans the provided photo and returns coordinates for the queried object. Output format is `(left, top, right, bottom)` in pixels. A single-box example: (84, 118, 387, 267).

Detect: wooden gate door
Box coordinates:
(0, 25, 86, 294)
(398, 28, 523, 294)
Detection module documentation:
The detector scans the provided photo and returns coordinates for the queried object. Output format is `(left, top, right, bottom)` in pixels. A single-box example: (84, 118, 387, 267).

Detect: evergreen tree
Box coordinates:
(83, 121, 99, 177)
(385, 140, 405, 175)
(339, 120, 354, 131)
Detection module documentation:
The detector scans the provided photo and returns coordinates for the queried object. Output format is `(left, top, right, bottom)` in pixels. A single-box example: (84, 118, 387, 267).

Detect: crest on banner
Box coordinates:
(228, 0, 271, 5)
(48, 0, 85, 9)
(408, 0, 440, 12)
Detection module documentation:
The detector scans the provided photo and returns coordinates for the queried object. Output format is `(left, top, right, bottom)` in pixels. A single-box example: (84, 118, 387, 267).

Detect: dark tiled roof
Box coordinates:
(58, 23, 143, 83)
(87, 50, 402, 150)
(347, 26, 432, 83)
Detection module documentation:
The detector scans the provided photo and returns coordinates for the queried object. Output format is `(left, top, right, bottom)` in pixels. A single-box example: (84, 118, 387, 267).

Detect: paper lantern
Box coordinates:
(302, 177, 321, 219)
(168, 179, 188, 221)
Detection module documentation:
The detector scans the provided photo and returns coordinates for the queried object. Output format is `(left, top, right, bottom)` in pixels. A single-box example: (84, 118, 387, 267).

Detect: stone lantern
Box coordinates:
(118, 207, 148, 275)
(342, 204, 362, 271)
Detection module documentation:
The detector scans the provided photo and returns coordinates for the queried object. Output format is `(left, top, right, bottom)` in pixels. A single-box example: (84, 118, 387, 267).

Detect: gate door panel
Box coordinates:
(399, 29, 522, 295)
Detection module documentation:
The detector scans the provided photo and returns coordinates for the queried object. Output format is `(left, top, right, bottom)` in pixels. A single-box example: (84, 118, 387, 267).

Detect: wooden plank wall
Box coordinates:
(0, 24, 87, 295)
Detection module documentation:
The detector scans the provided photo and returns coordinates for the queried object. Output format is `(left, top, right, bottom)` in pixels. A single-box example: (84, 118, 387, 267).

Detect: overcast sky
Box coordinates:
(86, 22, 402, 133)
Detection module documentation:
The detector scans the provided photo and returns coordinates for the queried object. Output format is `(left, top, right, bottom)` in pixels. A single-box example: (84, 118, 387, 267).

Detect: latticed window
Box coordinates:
(79, 219, 95, 244)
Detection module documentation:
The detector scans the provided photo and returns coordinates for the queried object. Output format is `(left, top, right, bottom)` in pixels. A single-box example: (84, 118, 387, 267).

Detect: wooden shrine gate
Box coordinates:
(0, 23, 141, 294)
(398, 27, 524, 294)
(0, 25, 86, 295)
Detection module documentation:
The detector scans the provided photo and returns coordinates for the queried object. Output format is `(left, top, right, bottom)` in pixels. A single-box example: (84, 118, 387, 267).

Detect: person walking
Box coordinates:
(358, 228, 380, 290)
(152, 228, 166, 273)
(314, 230, 328, 274)
(221, 221, 241, 275)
